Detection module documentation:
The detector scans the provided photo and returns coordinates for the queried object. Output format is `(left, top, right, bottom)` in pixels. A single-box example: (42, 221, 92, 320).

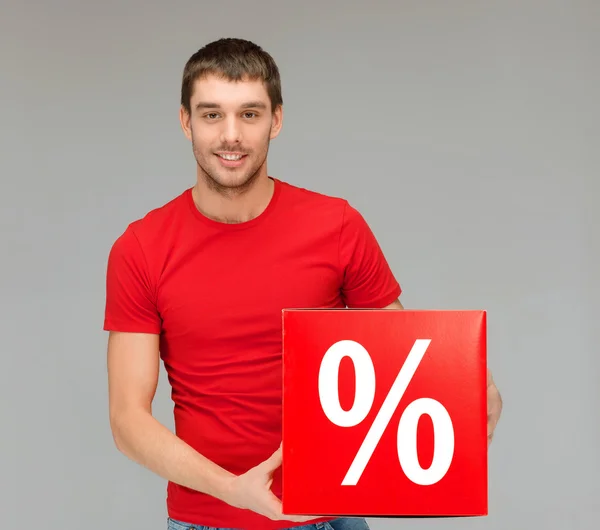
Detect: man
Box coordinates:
(104, 38, 502, 530)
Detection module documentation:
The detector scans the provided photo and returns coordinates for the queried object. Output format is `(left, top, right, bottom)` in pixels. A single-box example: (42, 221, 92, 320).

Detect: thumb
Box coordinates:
(263, 446, 283, 472)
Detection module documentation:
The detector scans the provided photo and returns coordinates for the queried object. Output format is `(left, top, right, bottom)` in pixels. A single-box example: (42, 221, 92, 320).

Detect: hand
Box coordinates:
(487, 369, 502, 446)
(224, 444, 318, 523)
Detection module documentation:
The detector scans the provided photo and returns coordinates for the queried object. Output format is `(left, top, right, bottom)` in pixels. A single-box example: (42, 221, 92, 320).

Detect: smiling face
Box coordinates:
(180, 74, 283, 194)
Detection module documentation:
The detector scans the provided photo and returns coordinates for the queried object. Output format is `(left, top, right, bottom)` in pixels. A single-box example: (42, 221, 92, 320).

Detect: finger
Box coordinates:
(262, 446, 283, 472)
(274, 511, 317, 522)
(284, 513, 322, 523)
(487, 413, 497, 438)
(487, 391, 502, 419)
(488, 398, 502, 423)
(276, 509, 320, 522)
(265, 490, 318, 522)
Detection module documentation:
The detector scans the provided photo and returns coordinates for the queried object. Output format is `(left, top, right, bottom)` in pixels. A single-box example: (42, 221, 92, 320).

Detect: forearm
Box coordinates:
(111, 408, 235, 503)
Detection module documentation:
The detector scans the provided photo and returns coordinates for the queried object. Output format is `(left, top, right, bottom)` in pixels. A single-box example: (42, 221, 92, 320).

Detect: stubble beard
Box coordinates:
(192, 131, 271, 200)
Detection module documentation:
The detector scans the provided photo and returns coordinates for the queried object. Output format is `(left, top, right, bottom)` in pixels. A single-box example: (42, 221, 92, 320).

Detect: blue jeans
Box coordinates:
(167, 516, 370, 530)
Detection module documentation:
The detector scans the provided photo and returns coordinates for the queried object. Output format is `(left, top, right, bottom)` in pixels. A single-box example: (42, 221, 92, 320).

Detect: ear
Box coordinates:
(269, 104, 283, 140)
(179, 105, 192, 141)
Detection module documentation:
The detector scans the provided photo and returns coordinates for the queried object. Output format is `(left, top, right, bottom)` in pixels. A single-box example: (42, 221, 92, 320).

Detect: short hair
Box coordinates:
(180, 37, 283, 114)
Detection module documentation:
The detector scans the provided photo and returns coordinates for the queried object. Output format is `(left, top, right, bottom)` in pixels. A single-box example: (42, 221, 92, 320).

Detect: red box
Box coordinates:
(281, 309, 487, 517)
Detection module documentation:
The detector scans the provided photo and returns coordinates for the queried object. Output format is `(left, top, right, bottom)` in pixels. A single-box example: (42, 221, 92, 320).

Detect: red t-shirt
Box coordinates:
(103, 177, 401, 529)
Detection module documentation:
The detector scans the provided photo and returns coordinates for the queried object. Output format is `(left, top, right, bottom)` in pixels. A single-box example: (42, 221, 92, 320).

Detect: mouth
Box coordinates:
(215, 152, 247, 168)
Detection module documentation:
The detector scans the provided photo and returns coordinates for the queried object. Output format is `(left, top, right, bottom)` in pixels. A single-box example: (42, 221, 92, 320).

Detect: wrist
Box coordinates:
(213, 471, 240, 507)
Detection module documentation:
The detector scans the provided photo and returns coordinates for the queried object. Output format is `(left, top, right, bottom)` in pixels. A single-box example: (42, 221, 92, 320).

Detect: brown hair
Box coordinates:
(180, 38, 283, 115)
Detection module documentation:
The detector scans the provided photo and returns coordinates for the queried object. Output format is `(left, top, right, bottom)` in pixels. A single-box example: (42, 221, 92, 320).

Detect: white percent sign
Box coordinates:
(318, 339, 455, 486)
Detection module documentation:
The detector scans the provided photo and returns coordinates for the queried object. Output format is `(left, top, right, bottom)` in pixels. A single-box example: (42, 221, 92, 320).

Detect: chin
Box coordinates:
(205, 170, 260, 192)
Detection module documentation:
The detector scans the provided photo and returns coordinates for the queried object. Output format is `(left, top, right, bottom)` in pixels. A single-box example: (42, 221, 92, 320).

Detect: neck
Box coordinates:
(192, 173, 275, 224)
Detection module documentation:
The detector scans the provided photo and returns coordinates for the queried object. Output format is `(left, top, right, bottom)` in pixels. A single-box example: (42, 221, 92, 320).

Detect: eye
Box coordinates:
(243, 112, 257, 119)
(204, 113, 220, 120)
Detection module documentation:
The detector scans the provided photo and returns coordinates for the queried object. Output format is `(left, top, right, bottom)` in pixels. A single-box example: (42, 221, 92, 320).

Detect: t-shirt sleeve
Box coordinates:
(103, 226, 162, 334)
(338, 201, 402, 308)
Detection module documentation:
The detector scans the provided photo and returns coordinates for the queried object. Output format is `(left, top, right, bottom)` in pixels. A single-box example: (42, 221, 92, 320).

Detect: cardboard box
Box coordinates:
(281, 309, 487, 517)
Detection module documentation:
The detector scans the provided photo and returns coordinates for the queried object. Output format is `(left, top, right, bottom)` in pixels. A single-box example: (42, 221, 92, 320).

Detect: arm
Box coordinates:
(339, 200, 502, 445)
(107, 331, 316, 524)
(381, 298, 502, 445)
(104, 229, 314, 523)
(107, 330, 235, 500)
(383, 299, 404, 310)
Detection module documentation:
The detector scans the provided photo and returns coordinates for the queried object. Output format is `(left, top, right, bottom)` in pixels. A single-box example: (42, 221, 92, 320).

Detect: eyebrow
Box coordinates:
(195, 101, 268, 110)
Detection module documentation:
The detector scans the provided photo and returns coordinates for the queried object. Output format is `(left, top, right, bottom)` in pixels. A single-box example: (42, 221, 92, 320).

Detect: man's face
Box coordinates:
(180, 74, 282, 193)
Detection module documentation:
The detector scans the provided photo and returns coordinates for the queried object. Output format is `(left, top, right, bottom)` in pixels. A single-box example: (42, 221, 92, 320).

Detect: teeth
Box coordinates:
(219, 154, 243, 161)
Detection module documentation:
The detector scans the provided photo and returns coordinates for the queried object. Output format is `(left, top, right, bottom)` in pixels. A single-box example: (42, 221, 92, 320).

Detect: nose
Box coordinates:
(220, 116, 242, 145)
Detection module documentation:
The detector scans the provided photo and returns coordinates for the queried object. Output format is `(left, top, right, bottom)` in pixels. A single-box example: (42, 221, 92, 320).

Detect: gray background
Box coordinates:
(1, 0, 598, 528)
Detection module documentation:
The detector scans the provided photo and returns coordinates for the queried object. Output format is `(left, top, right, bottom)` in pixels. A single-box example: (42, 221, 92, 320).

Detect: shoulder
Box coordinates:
(109, 188, 190, 258)
(277, 179, 368, 229)
(277, 178, 352, 219)
(128, 188, 189, 239)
